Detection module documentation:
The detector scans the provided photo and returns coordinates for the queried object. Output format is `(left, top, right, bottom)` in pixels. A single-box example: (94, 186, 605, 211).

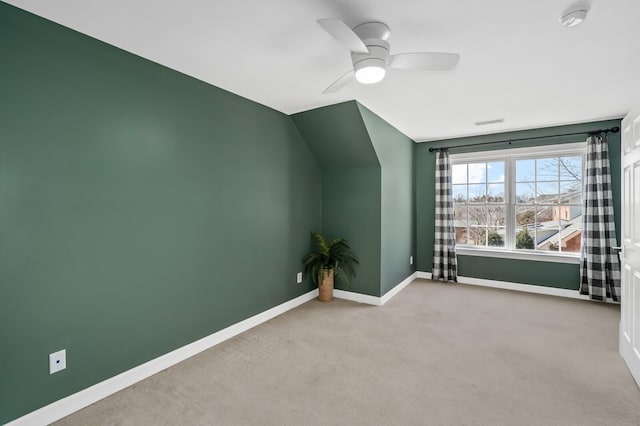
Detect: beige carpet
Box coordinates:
(55, 280, 640, 425)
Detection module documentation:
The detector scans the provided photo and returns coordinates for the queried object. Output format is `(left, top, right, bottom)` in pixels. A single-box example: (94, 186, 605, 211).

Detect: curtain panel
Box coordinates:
(432, 150, 457, 282)
(580, 134, 621, 301)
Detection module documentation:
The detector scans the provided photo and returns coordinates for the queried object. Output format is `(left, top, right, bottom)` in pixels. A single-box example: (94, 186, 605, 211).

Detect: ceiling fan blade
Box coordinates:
(317, 19, 369, 54)
(389, 52, 460, 71)
(323, 70, 355, 94)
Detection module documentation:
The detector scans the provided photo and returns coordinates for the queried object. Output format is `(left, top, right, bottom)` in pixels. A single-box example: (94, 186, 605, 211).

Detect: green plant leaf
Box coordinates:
(302, 231, 359, 287)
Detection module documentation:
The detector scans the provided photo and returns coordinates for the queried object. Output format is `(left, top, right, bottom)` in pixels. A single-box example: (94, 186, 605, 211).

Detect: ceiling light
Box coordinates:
(559, 4, 590, 27)
(355, 66, 386, 84)
(354, 57, 387, 84)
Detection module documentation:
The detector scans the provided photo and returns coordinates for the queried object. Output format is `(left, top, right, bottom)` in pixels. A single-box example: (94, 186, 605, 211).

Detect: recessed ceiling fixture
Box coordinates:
(475, 118, 504, 126)
(559, 3, 590, 27)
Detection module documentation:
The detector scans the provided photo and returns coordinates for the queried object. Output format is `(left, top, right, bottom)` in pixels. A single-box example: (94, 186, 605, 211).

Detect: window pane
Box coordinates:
(516, 159, 535, 182)
(487, 162, 505, 183)
(468, 206, 487, 226)
(454, 204, 469, 245)
(515, 227, 535, 250)
(559, 156, 582, 180)
(468, 184, 486, 203)
(536, 215, 561, 251)
(468, 163, 487, 183)
(487, 228, 505, 247)
(455, 227, 469, 244)
(560, 181, 581, 201)
(516, 206, 535, 227)
(536, 206, 554, 224)
(537, 181, 559, 201)
(560, 232, 581, 252)
(453, 184, 467, 202)
(468, 227, 486, 246)
(537, 158, 558, 181)
(487, 183, 505, 202)
(488, 205, 506, 227)
(553, 205, 582, 225)
(516, 183, 535, 203)
(452, 164, 467, 184)
(454, 204, 468, 223)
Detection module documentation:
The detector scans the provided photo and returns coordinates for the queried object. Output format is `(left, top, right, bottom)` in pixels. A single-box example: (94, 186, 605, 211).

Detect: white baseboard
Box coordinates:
(456, 275, 588, 299)
(458, 275, 619, 303)
(333, 289, 381, 305)
(416, 271, 432, 280)
(7, 289, 319, 426)
(418, 271, 615, 302)
(333, 272, 417, 306)
(380, 272, 418, 305)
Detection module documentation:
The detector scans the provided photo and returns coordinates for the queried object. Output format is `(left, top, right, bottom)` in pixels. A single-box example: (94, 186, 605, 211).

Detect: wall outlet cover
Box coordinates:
(296, 272, 303, 283)
(49, 349, 66, 375)
(410, 256, 414, 265)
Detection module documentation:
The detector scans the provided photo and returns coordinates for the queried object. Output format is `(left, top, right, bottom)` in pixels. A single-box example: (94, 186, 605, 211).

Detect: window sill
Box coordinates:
(456, 247, 581, 264)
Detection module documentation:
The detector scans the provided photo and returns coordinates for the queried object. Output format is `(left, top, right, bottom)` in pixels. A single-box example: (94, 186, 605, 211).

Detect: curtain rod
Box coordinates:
(428, 126, 620, 152)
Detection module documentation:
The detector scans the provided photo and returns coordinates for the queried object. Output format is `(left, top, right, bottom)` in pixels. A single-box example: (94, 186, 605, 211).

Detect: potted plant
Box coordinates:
(302, 231, 359, 302)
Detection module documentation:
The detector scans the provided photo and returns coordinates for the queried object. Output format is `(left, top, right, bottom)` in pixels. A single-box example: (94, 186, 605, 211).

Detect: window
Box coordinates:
(452, 161, 506, 247)
(451, 143, 584, 258)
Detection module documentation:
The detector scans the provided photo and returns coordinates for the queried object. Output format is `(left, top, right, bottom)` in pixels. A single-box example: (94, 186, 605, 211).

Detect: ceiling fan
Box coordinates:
(317, 19, 460, 93)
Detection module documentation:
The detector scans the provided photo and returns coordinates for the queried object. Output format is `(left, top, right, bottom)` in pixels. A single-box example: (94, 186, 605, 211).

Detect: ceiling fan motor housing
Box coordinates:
(351, 21, 391, 72)
(351, 41, 389, 73)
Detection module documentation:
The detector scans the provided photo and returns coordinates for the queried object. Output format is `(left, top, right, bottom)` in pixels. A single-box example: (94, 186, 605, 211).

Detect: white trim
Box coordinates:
(6, 290, 319, 426)
(456, 247, 581, 264)
(457, 275, 587, 299)
(417, 271, 433, 280)
(418, 271, 618, 303)
(380, 272, 418, 305)
(333, 289, 382, 306)
(333, 272, 418, 306)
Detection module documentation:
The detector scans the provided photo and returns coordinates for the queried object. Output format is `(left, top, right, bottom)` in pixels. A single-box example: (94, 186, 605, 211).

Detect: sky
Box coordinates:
(452, 157, 582, 202)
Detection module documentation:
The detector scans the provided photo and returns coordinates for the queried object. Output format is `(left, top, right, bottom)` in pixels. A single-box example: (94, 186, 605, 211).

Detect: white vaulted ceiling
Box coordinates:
(5, 0, 640, 141)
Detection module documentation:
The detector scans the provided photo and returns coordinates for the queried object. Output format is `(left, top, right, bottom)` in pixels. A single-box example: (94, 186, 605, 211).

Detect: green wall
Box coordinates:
(291, 102, 380, 169)
(292, 102, 382, 296)
(358, 104, 416, 295)
(321, 167, 382, 296)
(0, 4, 321, 423)
(292, 101, 417, 297)
(416, 119, 622, 289)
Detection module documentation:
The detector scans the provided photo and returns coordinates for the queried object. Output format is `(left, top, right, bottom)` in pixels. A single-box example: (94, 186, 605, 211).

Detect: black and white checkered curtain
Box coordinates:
(432, 150, 457, 282)
(580, 134, 620, 302)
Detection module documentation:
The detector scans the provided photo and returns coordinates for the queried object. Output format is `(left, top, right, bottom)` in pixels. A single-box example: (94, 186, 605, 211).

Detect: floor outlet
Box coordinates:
(296, 272, 303, 283)
(49, 349, 66, 375)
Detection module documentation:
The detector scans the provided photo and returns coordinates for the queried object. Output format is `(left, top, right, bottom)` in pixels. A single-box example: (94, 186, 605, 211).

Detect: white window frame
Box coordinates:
(451, 142, 586, 264)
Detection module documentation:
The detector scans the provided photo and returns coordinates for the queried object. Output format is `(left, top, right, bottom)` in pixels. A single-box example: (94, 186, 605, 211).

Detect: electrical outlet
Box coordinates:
(49, 349, 66, 375)
(410, 256, 414, 265)
(296, 272, 303, 283)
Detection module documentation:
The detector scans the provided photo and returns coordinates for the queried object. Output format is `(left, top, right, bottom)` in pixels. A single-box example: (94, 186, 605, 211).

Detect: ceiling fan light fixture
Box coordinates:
(355, 66, 386, 84)
(354, 58, 387, 84)
(559, 4, 590, 27)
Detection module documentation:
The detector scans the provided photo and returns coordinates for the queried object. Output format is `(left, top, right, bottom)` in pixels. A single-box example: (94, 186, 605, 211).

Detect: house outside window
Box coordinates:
(450, 142, 585, 262)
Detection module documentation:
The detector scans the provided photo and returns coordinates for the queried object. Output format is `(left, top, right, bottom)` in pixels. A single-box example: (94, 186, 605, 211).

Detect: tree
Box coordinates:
(516, 229, 535, 249)
(486, 230, 504, 247)
(516, 209, 535, 226)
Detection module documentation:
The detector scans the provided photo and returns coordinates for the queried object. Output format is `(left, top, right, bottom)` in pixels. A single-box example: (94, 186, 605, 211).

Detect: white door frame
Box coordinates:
(619, 108, 640, 387)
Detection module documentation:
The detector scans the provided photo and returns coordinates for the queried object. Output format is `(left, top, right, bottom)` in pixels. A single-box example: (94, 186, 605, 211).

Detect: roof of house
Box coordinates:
(537, 216, 582, 248)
